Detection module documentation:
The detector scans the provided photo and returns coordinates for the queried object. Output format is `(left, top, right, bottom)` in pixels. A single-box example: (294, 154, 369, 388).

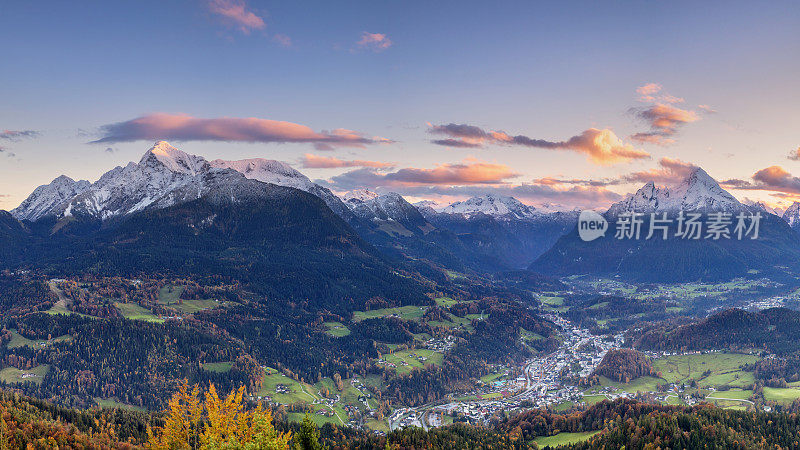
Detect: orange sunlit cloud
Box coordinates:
(629, 84, 704, 146)
(428, 123, 648, 165)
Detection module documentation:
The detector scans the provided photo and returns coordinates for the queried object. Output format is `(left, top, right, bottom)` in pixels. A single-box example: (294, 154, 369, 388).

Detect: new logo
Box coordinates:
(578, 210, 608, 241)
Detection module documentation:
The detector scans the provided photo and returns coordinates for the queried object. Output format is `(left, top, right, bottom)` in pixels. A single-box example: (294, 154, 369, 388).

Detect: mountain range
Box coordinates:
(7, 142, 800, 285)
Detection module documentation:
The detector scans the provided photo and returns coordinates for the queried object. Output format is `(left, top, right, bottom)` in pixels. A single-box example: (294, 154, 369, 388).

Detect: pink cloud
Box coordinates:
(92, 113, 390, 149)
(635, 83, 684, 103)
(301, 154, 394, 169)
(356, 32, 392, 52)
(208, 0, 265, 34)
(324, 160, 520, 189)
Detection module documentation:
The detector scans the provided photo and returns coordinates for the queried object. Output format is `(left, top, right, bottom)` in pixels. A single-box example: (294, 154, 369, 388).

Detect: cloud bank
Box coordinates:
(0, 130, 39, 141)
(723, 166, 800, 195)
(92, 113, 390, 149)
(428, 123, 648, 165)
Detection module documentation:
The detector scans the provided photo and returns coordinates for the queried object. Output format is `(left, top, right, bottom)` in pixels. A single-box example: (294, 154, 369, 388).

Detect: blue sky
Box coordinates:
(1, 1, 799, 210)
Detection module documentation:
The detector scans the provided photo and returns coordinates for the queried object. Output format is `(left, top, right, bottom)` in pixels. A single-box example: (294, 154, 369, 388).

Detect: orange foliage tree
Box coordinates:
(148, 381, 291, 449)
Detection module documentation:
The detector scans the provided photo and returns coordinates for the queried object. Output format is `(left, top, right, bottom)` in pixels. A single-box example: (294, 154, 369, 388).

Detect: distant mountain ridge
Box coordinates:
(531, 167, 800, 282)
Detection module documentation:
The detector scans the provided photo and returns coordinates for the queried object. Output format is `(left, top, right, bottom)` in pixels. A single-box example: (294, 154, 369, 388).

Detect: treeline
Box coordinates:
(566, 295, 678, 334)
(0, 273, 55, 316)
(9, 388, 800, 449)
(0, 389, 151, 447)
(635, 307, 800, 355)
(195, 301, 382, 385)
(1, 313, 261, 409)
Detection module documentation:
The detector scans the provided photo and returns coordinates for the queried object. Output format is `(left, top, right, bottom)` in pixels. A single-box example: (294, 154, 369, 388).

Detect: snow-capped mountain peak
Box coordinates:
(440, 195, 539, 220)
(342, 190, 429, 232)
(607, 166, 743, 216)
(342, 189, 380, 204)
(11, 175, 91, 222)
(141, 141, 208, 175)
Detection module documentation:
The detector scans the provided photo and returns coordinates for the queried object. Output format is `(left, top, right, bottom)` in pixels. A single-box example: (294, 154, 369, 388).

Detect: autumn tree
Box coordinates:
(148, 381, 291, 449)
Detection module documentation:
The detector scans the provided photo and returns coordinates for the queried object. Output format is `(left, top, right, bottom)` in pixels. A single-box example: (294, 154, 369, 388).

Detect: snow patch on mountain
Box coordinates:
(342, 189, 379, 203)
(782, 202, 800, 231)
(210, 158, 314, 192)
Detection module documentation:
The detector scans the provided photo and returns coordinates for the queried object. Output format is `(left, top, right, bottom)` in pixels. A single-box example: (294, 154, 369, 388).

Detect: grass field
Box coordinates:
(534, 430, 600, 447)
(202, 362, 233, 373)
(434, 297, 458, 308)
(540, 295, 569, 312)
(427, 312, 474, 331)
(6, 331, 33, 348)
(365, 418, 390, 433)
(709, 389, 752, 400)
(256, 368, 318, 405)
(95, 398, 147, 411)
(157, 285, 219, 315)
(323, 322, 351, 337)
(157, 285, 185, 304)
(0, 364, 49, 385)
(653, 353, 757, 388)
(582, 353, 759, 411)
(590, 375, 663, 394)
(539, 296, 564, 306)
(553, 401, 575, 411)
(46, 301, 72, 315)
(352, 305, 425, 322)
(520, 328, 544, 343)
(581, 394, 608, 404)
(480, 369, 508, 384)
(168, 299, 220, 315)
(6, 330, 71, 349)
(382, 349, 443, 375)
(115, 302, 164, 323)
(763, 387, 800, 404)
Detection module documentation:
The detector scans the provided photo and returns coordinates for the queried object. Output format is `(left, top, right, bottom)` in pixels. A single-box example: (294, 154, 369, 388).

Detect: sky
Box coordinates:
(1, 0, 799, 211)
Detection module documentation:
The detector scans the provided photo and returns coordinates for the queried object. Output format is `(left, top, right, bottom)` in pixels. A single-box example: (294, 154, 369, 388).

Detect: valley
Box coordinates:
(5, 268, 799, 438)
